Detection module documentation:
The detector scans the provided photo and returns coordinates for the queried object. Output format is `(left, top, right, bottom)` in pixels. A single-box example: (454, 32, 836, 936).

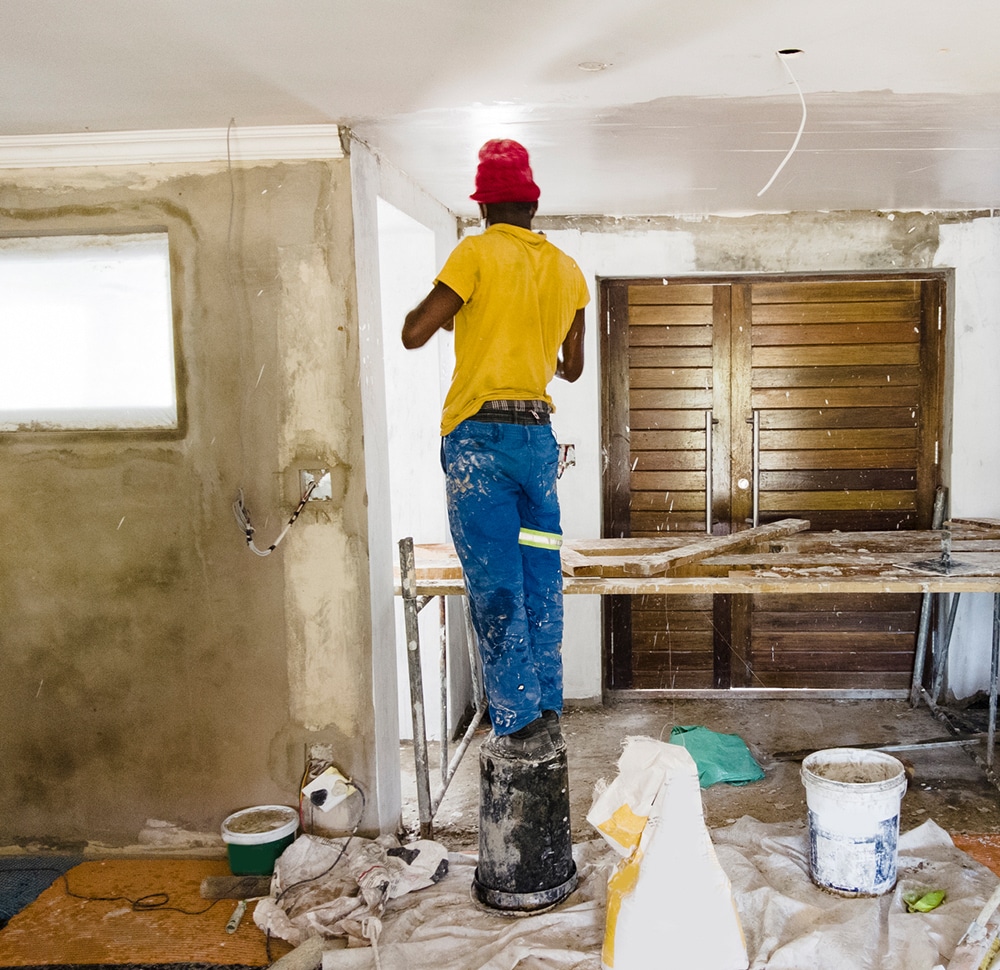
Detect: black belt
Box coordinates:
(469, 404, 550, 426)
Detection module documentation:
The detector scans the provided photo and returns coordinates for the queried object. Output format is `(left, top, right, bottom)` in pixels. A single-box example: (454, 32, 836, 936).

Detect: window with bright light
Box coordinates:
(0, 231, 178, 432)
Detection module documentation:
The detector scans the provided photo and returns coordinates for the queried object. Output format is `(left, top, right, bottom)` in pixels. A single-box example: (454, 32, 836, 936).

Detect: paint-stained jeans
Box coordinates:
(442, 419, 564, 736)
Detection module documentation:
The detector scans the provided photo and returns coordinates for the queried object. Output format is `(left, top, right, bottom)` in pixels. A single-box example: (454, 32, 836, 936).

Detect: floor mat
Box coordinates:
(9, 965, 262, 970)
(0, 858, 81, 931)
(0, 859, 292, 968)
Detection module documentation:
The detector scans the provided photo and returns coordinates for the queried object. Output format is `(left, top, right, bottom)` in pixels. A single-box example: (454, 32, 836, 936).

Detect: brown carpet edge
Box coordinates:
(0, 860, 292, 968)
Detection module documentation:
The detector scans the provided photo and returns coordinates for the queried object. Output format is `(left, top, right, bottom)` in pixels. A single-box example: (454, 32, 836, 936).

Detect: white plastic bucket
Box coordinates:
(801, 748, 907, 897)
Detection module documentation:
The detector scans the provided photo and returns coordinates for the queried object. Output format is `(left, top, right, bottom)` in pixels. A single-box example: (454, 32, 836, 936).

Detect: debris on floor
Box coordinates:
(300, 819, 998, 970)
(1, 820, 997, 969)
(254, 834, 449, 947)
(947, 882, 1000, 970)
(261, 735, 1000, 970)
(668, 725, 766, 787)
(316, 840, 609, 970)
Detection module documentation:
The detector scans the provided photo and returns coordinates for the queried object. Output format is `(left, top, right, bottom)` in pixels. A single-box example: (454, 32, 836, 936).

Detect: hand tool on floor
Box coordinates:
(225, 895, 268, 935)
(225, 899, 248, 933)
(948, 882, 1000, 969)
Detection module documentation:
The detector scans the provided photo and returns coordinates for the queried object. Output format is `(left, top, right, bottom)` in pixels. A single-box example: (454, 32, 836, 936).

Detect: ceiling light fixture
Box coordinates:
(577, 61, 611, 72)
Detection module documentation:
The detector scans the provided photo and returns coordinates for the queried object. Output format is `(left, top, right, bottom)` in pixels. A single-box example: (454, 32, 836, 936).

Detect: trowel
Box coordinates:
(948, 883, 1000, 969)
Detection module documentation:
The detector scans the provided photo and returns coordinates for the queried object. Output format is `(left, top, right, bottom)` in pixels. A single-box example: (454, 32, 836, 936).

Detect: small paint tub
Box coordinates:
(801, 748, 907, 897)
(221, 805, 299, 876)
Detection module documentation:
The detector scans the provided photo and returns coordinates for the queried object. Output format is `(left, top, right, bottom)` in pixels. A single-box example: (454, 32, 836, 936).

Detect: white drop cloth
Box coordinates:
(716, 817, 997, 970)
(312, 818, 998, 970)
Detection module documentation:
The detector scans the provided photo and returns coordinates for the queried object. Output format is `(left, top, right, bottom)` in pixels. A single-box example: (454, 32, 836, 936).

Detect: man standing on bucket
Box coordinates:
(402, 138, 589, 759)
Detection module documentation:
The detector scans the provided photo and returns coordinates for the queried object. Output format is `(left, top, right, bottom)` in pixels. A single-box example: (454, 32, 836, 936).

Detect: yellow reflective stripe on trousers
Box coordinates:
(518, 528, 562, 550)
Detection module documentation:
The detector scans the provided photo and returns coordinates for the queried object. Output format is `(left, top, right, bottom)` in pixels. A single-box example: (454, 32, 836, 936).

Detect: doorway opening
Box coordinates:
(600, 273, 947, 691)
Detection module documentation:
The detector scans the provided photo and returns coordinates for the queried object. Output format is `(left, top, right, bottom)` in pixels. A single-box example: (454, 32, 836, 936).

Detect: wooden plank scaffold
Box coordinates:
(396, 519, 1000, 829)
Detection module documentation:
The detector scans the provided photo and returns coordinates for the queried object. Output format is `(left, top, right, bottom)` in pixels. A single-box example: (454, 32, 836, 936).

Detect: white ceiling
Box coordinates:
(4, 0, 1000, 218)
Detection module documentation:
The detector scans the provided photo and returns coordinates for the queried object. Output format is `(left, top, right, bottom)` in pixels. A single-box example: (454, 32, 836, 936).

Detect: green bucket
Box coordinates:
(221, 805, 299, 876)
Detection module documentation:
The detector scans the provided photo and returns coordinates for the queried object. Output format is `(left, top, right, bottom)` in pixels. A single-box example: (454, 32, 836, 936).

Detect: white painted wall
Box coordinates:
(935, 216, 1000, 698)
(352, 142, 460, 821)
(377, 197, 462, 741)
(352, 141, 467, 746)
(351, 145, 402, 830)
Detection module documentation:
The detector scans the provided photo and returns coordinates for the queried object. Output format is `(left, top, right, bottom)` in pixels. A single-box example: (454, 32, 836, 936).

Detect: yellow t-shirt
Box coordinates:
(435, 224, 590, 436)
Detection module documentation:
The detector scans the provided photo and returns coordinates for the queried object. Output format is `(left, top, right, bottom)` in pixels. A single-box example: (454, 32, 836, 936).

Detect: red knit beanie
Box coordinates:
(470, 139, 541, 204)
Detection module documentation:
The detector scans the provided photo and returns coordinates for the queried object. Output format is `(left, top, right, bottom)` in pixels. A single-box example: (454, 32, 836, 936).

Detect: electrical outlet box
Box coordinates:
(300, 468, 333, 501)
(307, 742, 336, 767)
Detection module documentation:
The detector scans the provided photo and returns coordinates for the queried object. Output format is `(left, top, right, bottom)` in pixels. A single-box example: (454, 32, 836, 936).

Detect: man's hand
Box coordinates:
(402, 282, 464, 349)
(555, 308, 586, 382)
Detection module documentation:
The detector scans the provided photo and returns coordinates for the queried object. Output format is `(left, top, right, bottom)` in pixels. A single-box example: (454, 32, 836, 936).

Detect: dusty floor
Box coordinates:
(400, 697, 1000, 851)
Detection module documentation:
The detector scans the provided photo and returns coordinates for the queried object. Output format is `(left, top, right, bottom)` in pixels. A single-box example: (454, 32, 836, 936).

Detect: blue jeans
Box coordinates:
(442, 419, 564, 736)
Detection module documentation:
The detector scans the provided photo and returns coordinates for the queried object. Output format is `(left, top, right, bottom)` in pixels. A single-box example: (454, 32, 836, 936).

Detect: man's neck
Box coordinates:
(482, 201, 535, 230)
(487, 216, 532, 230)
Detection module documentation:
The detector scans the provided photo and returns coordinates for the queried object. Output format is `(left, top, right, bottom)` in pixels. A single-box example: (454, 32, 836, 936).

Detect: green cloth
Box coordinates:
(668, 725, 765, 788)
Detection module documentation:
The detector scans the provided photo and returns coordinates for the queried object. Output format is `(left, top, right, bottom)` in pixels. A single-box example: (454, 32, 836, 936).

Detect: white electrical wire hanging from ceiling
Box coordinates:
(757, 50, 807, 198)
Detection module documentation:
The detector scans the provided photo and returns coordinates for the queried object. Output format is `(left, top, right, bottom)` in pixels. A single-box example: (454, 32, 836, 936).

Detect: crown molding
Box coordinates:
(0, 125, 345, 169)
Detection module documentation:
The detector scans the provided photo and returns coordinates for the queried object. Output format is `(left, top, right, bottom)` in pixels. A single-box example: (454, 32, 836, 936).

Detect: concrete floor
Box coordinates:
(401, 697, 1000, 852)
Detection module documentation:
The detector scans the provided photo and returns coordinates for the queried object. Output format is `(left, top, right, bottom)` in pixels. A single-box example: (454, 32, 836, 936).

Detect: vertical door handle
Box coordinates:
(705, 410, 713, 535)
(744, 411, 760, 527)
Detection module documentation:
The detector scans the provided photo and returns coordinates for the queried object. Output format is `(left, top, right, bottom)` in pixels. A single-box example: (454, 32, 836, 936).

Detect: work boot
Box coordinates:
(542, 709, 564, 747)
(487, 717, 556, 760)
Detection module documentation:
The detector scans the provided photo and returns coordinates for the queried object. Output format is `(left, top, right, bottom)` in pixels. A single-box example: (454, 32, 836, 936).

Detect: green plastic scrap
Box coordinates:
(903, 889, 946, 913)
(668, 725, 766, 788)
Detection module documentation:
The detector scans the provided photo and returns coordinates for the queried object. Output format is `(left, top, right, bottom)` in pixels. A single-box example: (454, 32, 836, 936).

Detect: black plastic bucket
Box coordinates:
(472, 731, 577, 913)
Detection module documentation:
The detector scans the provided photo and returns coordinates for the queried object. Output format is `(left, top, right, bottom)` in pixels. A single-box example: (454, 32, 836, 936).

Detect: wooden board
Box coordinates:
(559, 518, 810, 577)
(401, 531, 1000, 595)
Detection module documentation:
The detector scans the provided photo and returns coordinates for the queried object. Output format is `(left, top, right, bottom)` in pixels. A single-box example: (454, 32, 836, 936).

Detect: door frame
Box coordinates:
(599, 269, 951, 692)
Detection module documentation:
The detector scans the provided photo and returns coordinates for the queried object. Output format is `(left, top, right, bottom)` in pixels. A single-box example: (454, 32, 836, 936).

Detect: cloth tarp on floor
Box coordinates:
(316, 819, 999, 970)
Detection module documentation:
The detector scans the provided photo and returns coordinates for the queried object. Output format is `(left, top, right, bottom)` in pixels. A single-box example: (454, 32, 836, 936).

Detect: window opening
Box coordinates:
(0, 231, 177, 431)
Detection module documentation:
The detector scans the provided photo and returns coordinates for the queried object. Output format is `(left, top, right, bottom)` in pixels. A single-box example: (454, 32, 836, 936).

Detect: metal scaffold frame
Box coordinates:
(398, 536, 488, 839)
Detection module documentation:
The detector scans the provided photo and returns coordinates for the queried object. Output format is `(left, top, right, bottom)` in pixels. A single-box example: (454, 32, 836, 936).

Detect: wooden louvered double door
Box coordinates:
(601, 275, 946, 690)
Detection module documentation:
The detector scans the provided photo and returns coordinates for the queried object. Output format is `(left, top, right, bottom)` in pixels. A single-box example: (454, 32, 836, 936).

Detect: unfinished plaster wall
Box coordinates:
(0, 157, 383, 847)
(539, 210, 997, 701)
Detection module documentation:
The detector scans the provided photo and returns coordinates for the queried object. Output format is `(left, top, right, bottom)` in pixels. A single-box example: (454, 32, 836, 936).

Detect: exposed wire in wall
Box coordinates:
(757, 50, 807, 198)
(233, 479, 318, 556)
